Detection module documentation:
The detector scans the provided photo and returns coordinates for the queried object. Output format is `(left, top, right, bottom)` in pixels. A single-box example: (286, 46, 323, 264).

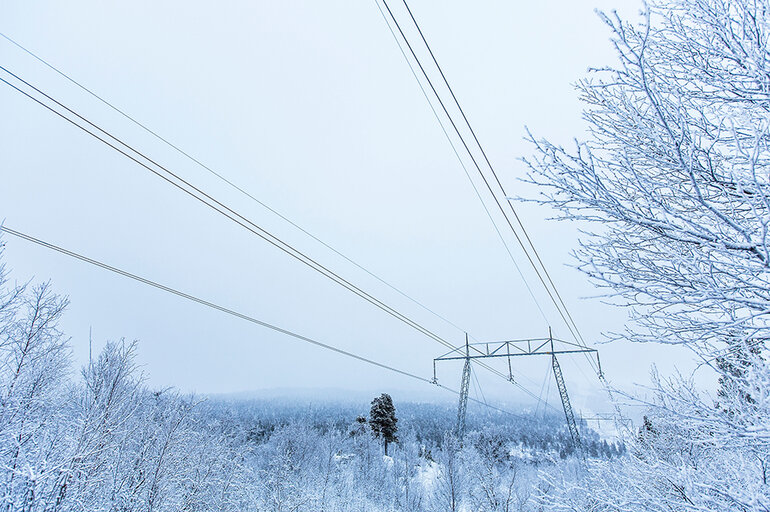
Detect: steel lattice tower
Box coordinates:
(434, 330, 600, 452)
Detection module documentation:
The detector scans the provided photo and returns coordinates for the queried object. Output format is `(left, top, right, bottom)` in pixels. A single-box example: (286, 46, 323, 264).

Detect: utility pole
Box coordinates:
(434, 331, 598, 453)
(456, 334, 471, 438)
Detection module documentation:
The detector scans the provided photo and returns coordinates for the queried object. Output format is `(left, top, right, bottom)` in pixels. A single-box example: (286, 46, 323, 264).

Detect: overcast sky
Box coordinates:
(0, 0, 703, 417)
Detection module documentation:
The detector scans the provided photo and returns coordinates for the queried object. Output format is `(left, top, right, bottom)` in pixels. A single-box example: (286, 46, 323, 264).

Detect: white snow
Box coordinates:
(415, 460, 439, 493)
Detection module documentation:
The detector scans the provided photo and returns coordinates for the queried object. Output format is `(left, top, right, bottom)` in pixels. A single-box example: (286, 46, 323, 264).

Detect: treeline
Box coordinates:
(201, 397, 623, 461)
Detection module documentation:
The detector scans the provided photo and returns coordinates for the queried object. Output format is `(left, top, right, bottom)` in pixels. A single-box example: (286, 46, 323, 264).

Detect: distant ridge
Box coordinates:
(205, 386, 540, 413)
(207, 386, 457, 405)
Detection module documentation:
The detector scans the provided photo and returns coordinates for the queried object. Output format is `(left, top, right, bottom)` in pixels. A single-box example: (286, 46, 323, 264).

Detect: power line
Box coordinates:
(373, 1, 572, 401)
(398, 0, 587, 346)
(0, 30, 472, 342)
(0, 50, 573, 409)
(372, 1, 549, 325)
(0, 65, 542, 405)
(376, 2, 605, 423)
(378, 0, 578, 342)
(380, 0, 600, 376)
(0, 224, 538, 423)
(470, 365, 487, 406)
(0, 65, 461, 355)
(0, 64, 535, 392)
(536, 383, 546, 419)
(0, 225, 427, 381)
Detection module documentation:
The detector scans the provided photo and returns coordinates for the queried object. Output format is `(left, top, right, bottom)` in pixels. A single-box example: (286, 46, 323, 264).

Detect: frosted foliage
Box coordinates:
(0, 245, 245, 512)
(0, 241, 623, 511)
(526, 0, 770, 509)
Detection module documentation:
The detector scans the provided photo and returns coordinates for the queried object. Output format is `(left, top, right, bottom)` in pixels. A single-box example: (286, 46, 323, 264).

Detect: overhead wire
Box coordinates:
(0, 30, 472, 342)
(378, 0, 579, 344)
(1, 21, 593, 411)
(380, 0, 602, 378)
(470, 365, 487, 407)
(378, 0, 612, 424)
(469, 365, 481, 404)
(399, 0, 586, 346)
(0, 225, 428, 382)
(0, 224, 541, 425)
(535, 362, 550, 417)
(542, 369, 553, 420)
(0, 62, 539, 405)
(0, 65, 464, 356)
(371, 1, 549, 325)
(374, 1, 574, 403)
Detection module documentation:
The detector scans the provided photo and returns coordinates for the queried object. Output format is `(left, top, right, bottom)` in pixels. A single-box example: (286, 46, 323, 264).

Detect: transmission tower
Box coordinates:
(455, 335, 471, 437)
(434, 330, 600, 451)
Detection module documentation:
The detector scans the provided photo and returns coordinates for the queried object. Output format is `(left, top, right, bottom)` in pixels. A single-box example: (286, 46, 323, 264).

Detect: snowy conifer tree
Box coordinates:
(369, 393, 398, 456)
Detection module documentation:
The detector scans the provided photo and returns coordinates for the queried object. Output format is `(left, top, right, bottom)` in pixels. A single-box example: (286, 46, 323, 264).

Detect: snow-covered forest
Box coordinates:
(0, 249, 623, 511)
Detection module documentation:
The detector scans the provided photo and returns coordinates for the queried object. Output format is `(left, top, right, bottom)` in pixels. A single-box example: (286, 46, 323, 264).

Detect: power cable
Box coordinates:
(374, 2, 570, 397)
(0, 64, 533, 401)
(469, 365, 481, 404)
(0, 66, 460, 354)
(543, 367, 553, 420)
(0, 30, 472, 342)
(372, 1, 549, 325)
(535, 363, 550, 417)
(382, 3, 619, 428)
(381, 0, 602, 377)
(0, 42, 570, 411)
(398, 0, 587, 349)
(378, 0, 582, 347)
(470, 365, 487, 406)
(376, 0, 581, 398)
(0, 224, 538, 424)
(0, 226, 426, 382)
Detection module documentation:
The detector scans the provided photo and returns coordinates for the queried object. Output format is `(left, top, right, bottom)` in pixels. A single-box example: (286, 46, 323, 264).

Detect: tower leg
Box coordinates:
(552, 353, 583, 454)
(456, 356, 471, 438)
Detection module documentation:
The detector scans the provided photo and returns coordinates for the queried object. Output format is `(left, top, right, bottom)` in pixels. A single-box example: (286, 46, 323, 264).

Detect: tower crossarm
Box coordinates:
(434, 339, 597, 362)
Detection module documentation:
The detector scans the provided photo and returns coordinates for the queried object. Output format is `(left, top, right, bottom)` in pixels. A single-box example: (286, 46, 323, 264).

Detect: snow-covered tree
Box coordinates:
(0, 241, 69, 512)
(0, 240, 254, 511)
(369, 393, 398, 456)
(525, 0, 770, 509)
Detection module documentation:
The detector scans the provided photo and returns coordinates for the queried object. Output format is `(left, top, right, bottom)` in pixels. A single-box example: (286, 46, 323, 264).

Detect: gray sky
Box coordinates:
(0, 0, 701, 416)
